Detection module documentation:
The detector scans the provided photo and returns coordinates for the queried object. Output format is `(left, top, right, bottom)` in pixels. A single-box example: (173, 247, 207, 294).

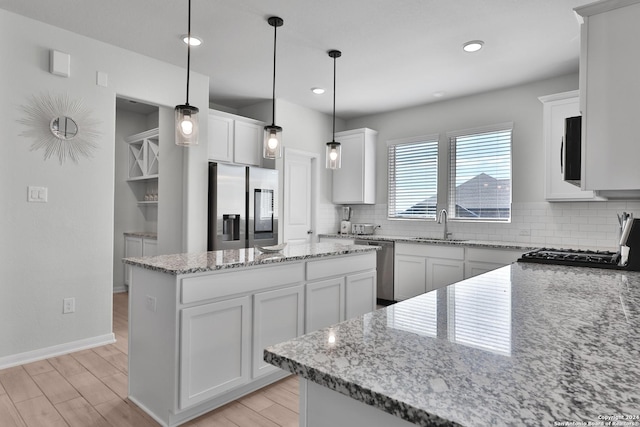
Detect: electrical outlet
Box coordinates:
(145, 295, 157, 313)
(63, 297, 75, 314)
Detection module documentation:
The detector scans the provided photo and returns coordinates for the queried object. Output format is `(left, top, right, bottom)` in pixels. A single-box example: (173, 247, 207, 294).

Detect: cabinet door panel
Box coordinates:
(253, 285, 305, 379)
(124, 236, 143, 286)
(427, 258, 464, 292)
(142, 238, 157, 257)
(306, 278, 345, 333)
(394, 255, 426, 301)
(234, 121, 262, 166)
(179, 296, 251, 409)
(208, 114, 234, 162)
(345, 271, 376, 319)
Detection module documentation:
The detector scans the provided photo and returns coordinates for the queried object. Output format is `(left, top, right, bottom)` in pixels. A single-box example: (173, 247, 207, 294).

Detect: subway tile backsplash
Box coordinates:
(317, 201, 640, 251)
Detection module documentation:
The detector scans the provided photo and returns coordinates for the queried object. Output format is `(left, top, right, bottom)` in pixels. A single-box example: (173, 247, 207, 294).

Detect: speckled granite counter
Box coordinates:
(123, 242, 377, 275)
(265, 262, 640, 426)
(319, 233, 539, 251)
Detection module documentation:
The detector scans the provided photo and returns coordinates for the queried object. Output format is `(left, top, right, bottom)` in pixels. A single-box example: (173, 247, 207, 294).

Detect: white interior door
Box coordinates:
(283, 148, 316, 245)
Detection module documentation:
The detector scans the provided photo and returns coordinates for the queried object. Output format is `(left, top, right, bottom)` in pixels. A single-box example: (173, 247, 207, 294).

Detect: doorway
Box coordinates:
(282, 148, 318, 245)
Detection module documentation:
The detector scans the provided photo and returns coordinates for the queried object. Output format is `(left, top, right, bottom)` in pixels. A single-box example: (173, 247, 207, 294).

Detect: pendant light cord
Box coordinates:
(271, 22, 277, 126)
(332, 54, 336, 142)
(185, 0, 192, 106)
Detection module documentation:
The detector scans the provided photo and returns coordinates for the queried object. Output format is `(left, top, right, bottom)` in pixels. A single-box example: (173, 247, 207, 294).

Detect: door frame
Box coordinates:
(282, 147, 319, 244)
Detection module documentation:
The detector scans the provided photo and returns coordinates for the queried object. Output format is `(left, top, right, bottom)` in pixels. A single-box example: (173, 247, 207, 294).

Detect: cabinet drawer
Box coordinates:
(395, 243, 464, 260)
(306, 252, 376, 281)
(466, 248, 523, 265)
(181, 262, 304, 304)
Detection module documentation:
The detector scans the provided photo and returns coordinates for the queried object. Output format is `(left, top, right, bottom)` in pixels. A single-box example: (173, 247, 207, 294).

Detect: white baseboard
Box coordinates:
(113, 285, 128, 293)
(0, 333, 116, 370)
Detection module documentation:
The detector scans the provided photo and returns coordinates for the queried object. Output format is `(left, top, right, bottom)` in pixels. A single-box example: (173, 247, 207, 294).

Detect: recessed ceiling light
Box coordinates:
(462, 40, 484, 53)
(311, 87, 325, 95)
(182, 35, 202, 46)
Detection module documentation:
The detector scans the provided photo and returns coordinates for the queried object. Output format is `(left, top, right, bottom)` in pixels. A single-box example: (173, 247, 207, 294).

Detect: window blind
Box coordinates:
(388, 135, 439, 219)
(448, 123, 512, 221)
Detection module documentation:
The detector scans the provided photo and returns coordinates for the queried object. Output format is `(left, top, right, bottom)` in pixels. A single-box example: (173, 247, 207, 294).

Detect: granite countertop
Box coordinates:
(124, 231, 158, 239)
(319, 233, 538, 251)
(265, 262, 640, 426)
(122, 242, 378, 275)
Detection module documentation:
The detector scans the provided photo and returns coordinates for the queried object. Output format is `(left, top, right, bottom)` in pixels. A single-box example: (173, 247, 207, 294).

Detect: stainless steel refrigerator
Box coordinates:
(208, 162, 278, 251)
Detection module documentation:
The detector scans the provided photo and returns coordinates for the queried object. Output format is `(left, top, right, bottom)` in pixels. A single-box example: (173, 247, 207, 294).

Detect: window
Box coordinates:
(387, 135, 439, 219)
(447, 123, 512, 221)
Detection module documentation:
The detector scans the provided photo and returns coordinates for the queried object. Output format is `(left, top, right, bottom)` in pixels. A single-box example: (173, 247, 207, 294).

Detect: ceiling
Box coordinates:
(1, 0, 592, 119)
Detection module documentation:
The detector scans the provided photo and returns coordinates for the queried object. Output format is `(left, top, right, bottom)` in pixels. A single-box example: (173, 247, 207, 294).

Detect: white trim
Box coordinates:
(386, 133, 439, 147)
(538, 90, 579, 104)
(113, 286, 128, 293)
(0, 333, 116, 370)
(446, 121, 514, 139)
(575, 0, 640, 17)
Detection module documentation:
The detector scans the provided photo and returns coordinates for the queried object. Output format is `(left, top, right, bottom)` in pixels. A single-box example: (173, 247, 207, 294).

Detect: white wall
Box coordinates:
(345, 74, 638, 250)
(0, 9, 208, 365)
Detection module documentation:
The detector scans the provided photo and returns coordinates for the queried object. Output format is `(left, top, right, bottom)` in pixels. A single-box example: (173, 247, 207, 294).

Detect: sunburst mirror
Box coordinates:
(18, 93, 101, 165)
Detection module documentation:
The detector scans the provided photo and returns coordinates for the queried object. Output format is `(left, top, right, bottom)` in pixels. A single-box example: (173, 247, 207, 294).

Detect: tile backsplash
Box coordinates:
(318, 201, 640, 251)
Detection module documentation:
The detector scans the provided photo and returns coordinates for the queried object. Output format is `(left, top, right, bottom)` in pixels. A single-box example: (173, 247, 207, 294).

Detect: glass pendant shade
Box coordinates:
(263, 124, 283, 159)
(175, 104, 199, 146)
(326, 141, 341, 169)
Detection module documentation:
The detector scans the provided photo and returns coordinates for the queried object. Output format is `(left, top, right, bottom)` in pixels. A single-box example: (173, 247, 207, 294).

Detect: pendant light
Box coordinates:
(263, 16, 284, 159)
(326, 50, 342, 169)
(175, 0, 199, 146)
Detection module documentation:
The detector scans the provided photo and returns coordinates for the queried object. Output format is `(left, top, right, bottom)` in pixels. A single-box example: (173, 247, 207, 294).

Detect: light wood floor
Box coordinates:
(0, 292, 300, 427)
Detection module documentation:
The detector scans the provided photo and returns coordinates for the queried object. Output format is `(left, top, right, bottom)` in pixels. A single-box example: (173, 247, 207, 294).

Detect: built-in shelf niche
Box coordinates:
(125, 128, 159, 208)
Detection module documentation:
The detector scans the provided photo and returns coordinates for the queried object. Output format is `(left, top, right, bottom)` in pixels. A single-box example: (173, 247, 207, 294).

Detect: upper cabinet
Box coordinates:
(332, 128, 377, 205)
(576, 0, 640, 194)
(539, 91, 602, 201)
(208, 109, 265, 167)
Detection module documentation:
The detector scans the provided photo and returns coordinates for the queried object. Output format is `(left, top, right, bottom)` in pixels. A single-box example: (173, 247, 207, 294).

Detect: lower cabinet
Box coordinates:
(124, 234, 157, 286)
(394, 243, 464, 301)
(345, 271, 377, 319)
(252, 285, 305, 379)
(305, 278, 345, 333)
(127, 251, 377, 426)
(464, 247, 524, 279)
(179, 296, 251, 409)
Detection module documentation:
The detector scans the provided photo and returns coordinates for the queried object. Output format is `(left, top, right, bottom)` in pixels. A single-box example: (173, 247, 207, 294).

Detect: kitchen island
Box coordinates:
(265, 262, 640, 426)
(123, 242, 378, 427)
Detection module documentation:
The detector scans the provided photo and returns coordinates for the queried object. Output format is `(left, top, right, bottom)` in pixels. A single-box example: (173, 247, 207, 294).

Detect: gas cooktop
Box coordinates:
(518, 248, 622, 269)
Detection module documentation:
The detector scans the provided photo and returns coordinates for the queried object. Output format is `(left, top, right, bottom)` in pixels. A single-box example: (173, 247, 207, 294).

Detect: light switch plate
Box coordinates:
(27, 186, 48, 202)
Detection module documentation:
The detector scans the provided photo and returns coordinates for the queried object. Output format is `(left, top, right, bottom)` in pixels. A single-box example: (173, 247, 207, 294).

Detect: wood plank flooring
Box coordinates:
(0, 292, 300, 427)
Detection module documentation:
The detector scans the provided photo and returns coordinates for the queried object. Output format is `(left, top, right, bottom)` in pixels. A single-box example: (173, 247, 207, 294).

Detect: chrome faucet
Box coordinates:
(437, 209, 453, 240)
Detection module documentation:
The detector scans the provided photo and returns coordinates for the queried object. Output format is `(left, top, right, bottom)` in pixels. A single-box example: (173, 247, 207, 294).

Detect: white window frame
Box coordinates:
(446, 122, 513, 222)
(387, 134, 439, 220)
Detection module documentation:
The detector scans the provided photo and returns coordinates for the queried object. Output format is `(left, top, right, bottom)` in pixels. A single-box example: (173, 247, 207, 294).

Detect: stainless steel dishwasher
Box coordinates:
(355, 239, 394, 304)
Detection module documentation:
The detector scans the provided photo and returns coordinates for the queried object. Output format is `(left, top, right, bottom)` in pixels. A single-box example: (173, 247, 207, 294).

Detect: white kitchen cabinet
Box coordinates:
(538, 91, 601, 201)
(395, 254, 427, 301)
(306, 252, 377, 330)
(345, 271, 377, 319)
(394, 243, 464, 301)
(252, 285, 305, 379)
(123, 234, 157, 286)
(426, 258, 464, 292)
(576, 0, 640, 193)
(128, 251, 376, 426)
(305, 277, 345, 333)
(332, 128, 377, 205)
(124, 128, 159, 209)
(464, 247, 524, 279)
(208, 109, 264, 166)
(179, 296, 251, 409)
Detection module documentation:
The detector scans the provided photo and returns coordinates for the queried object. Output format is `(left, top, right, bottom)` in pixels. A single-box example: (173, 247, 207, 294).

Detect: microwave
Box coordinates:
(563, 115, 581, 187)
